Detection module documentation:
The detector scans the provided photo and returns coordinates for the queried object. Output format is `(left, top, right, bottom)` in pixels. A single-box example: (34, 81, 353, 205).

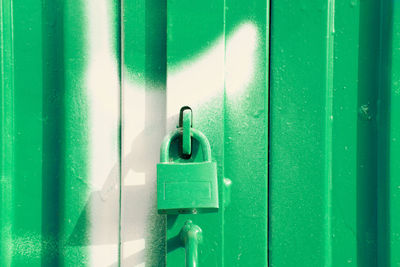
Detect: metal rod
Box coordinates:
(180, 220, 203, 267)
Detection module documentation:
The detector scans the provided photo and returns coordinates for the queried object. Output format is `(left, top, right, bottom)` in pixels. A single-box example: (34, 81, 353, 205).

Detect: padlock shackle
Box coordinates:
(160, 128, 212, 162)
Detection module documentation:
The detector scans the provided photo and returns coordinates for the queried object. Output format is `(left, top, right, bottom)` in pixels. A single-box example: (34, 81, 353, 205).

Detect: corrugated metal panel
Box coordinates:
(1, 0, 121, 266)
(379, 1, 400, 265)
(120, 0, 167, 265)
(269, 0, 400, 266)
(2, 0, 399, 266)
(121, 0, 269, 266)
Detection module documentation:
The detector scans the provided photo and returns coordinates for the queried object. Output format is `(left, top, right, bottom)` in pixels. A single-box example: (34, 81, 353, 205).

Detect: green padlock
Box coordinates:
(157, 128, 219, 214)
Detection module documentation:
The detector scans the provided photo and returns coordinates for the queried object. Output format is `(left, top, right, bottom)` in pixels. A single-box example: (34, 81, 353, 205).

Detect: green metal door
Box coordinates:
(121, 0, 269, 266)
(2, 0, 400, 266)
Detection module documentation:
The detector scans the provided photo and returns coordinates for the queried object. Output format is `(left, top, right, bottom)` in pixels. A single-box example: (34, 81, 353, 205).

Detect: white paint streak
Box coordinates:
(124, 171, 146, 186)
(226, 23, 258, 96)
(83, 12, 258, 265)
(121, 81, 165, 266)
(85, 0, 120, 266)
(167, 22, 258, 126)
(119, 22, 259, 266)
(166, 39, 224, 117)
(122, 239, 145, 259)
(121, 22, 258, 266)
(89, 244, 119, 267)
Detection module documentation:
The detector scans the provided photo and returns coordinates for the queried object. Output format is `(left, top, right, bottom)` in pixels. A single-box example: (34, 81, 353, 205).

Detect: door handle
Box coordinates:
(180, 220, 203, 267)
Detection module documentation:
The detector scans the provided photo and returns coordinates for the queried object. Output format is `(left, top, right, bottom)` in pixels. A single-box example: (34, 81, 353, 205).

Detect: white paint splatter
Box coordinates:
(226, 22, 258, 96)
(83, 3, 258, 263)
(121, 22, 258, 267)
(85, 0, 120, 266)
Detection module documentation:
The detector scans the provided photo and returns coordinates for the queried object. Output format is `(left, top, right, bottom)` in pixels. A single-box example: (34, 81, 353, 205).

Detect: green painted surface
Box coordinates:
(378, 1, 400, 266)
(224, 0, 269, 266)
(179, 220, 202, 267)
(3, 0, 400, 266)
(270, 0, 400, 266)
(166, 1, 222, 69)
(165, 0, 225, 265)
(0, 0, 91, 265)
(57, 0, 90, 265)
(387, 3, 400, 264)
(121, 0, 167, 266)
(0, 0, 14, 266)
(122, 0, 166, 87)
(158, 128, 219, 214)
(269, 1, 334, 265)
(165, 0, 269, 266)
(0, 0, 121, 265)
(330, 1, 360, 265)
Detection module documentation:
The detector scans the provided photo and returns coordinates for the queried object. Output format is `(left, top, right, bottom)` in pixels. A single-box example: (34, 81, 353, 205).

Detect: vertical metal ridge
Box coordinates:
(356, 0, 381, 265)
(378, 1, 400, 266)
(41, 1, 65, 264)
(324, 0, 335, 265)
(224, 0, 269, 266)
(330, 0, 360, 265)
(377, 0, 391, 263)
(118, 0, 123, 265)
(270, 0, 340, 265)
(222, 0, 226, 265)
(266, 0, 271, 265)
(121, 0, 167, 265)
(0, 0, 14, 265)
(387, 3, 400, 265)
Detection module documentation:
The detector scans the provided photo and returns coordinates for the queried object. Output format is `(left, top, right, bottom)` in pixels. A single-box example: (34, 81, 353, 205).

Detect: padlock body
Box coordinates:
(157, 161, 219, 214)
